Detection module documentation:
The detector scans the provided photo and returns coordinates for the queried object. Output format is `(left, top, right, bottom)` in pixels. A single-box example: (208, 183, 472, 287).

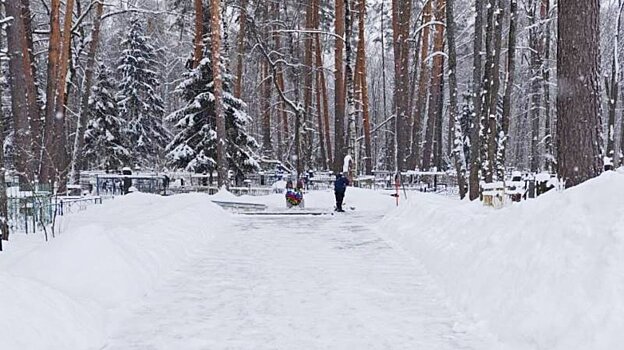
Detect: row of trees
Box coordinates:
(228, 0, 604, 198)
(0, 0, 610, 248)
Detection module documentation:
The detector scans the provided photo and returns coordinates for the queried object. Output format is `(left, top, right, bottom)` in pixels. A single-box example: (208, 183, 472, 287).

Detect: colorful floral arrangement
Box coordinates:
(285, 190, 303, 206)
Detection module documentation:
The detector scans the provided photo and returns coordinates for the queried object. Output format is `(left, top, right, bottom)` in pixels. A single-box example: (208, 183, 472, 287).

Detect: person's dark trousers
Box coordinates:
(335, 190, 345, 211)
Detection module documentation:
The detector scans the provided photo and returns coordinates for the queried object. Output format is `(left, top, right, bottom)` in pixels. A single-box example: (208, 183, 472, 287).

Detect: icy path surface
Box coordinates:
(102, 212, 495, 350)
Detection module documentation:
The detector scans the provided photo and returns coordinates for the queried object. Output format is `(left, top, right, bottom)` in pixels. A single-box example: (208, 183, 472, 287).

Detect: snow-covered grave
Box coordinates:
(1, 172, 623, 350)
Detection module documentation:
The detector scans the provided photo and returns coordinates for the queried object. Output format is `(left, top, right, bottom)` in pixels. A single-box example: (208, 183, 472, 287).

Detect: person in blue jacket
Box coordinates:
(334, 173, 350, 212)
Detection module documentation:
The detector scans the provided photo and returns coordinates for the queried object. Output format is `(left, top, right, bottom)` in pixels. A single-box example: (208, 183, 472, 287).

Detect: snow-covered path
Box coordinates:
(101, 211, 495, 350)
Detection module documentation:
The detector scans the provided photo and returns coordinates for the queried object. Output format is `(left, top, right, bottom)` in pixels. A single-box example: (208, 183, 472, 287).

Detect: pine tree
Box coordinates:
(84, 66, 130, 171)
(116, 18, 170, 167)
(166, 46, 259, 179)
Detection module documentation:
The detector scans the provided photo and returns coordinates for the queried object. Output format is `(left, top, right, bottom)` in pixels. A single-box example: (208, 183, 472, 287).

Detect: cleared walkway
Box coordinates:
(101, 212, 496, 350)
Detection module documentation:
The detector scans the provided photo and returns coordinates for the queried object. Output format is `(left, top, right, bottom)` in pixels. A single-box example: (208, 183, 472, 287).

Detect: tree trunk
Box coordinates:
(20, 0, 42, 157)
(70, 0, 105, 185)
(469, 0, 485, 200)
(498, 0, 518, 180)
(542, 0, 554, 171)
(486, 0, 503, 181)
(211, 0, 228, 187)
(334, 0, 346, 173)
(41, 0, 62, 184)
(357, 0, 373, 175)
(557, 0, 602, 187)
(528, 0, 543, 173)
(261, 60, 273, 155)
(345, 0, 357, 178)
(272, 2, 289, 162)
(312, 0, 329, 169)
(315, 35, 333, 169)
(5, 0, 37, 181)
(52, 0, 75, 193)
(391, 0, 412, 171)
(411, 0, 432, 170)
(315, 72, 328, 169)
(447, 0, 467, 199)
(192, 0, 204, 68)
(421, 0, 445, 171)
(477, 0, 496, 183)
(302, 0, 315, 170)
(0, 29, 9, 242)
(605, 0, 622, 170)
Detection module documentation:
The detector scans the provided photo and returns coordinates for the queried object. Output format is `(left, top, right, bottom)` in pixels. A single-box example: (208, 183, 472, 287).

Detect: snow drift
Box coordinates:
(381, 171, 624, 350)
(0, 193, 232, 350)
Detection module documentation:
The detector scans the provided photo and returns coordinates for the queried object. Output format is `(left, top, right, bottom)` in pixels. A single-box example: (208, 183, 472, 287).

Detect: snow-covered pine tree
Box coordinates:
(116, 18, 170, 167)
(166, 45, 259, 180)
(84, 66, 130, 171)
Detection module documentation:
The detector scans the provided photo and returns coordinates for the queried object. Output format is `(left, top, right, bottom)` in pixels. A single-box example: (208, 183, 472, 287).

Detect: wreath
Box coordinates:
(285, 190, 303, 206)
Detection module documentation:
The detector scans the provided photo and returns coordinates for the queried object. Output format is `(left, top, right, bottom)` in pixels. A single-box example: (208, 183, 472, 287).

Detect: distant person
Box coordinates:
(163, 174, 170, 195)
(334, 173, 350, 212)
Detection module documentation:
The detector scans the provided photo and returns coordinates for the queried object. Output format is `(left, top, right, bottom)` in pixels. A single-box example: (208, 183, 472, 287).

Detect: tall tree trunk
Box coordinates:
(356, 0, 373, 175)
(447, 0, 467, 199)
(477, 0, 496, 183)
(486, 0, 503, 181)
(469, 0, 485, 200)
(312, 0, 329, 169)
(345, 0, 357, 178)
(421, 0, 445, 170)
(334, 0, 346, 173)
(411, 0, 432, 170)
(71, 0, 105, 184)
(0, 27, 8, 242)
(272, 2, 289, 162)
(391, 0, 412, 171)
(211, 0, 227, 187)
(51, 0, 76, 193)
(528, 0, 543, 173)
(261, 60, 273, 155)
(20, 0, 42, 155)
(234, 0, 247, 98)
(40, 0, 74, 190)
(557, 0, 602, 187)
(315, 72, 328, 169)
(542, 0, 553, 171)
(41, 0, 63, 184)
(193, 0, 204, 68)
(498, 0, 518, 180)
(302, 0, 315, 169)
(315, 35, 333, 169)
(5, 0, 37, 181)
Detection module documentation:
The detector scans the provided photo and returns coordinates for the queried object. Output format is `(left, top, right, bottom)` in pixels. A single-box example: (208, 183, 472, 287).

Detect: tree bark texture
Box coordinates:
(469, 0, 485, 200)
(211, 0, 228, 187)
(334, 0, 346, 173)
(556, 0, 603, 187)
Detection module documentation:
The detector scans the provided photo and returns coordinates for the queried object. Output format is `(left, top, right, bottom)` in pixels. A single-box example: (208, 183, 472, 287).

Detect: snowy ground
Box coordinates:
(383, 171, 624, 350)
(2, 174, 622, 349)
(101, 209, 497, 350)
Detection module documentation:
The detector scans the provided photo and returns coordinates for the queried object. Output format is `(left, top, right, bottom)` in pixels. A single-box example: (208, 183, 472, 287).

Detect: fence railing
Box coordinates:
(7, 191, 107, 234)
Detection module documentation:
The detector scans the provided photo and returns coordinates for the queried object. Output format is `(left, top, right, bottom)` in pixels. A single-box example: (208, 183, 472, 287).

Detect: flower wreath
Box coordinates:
(285, 190, 303, 206)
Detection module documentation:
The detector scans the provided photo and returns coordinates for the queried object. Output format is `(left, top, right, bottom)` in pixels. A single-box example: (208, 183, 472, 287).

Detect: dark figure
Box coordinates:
(163, 175, 170, 196)
(334, 173, 350, 212)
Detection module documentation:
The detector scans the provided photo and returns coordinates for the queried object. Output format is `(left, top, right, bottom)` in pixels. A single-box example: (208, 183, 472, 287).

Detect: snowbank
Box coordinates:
(381, 171, 624, 350)
(0, 193, 232, 350)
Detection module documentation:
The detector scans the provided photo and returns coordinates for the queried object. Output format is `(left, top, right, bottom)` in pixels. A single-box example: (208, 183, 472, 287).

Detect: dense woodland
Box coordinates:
(0, 0, 614, 243)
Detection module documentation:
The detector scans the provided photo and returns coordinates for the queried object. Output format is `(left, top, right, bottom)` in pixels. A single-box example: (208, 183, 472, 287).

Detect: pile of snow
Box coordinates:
(381, 171, 624, 350)
(0, 193, 232, 349)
